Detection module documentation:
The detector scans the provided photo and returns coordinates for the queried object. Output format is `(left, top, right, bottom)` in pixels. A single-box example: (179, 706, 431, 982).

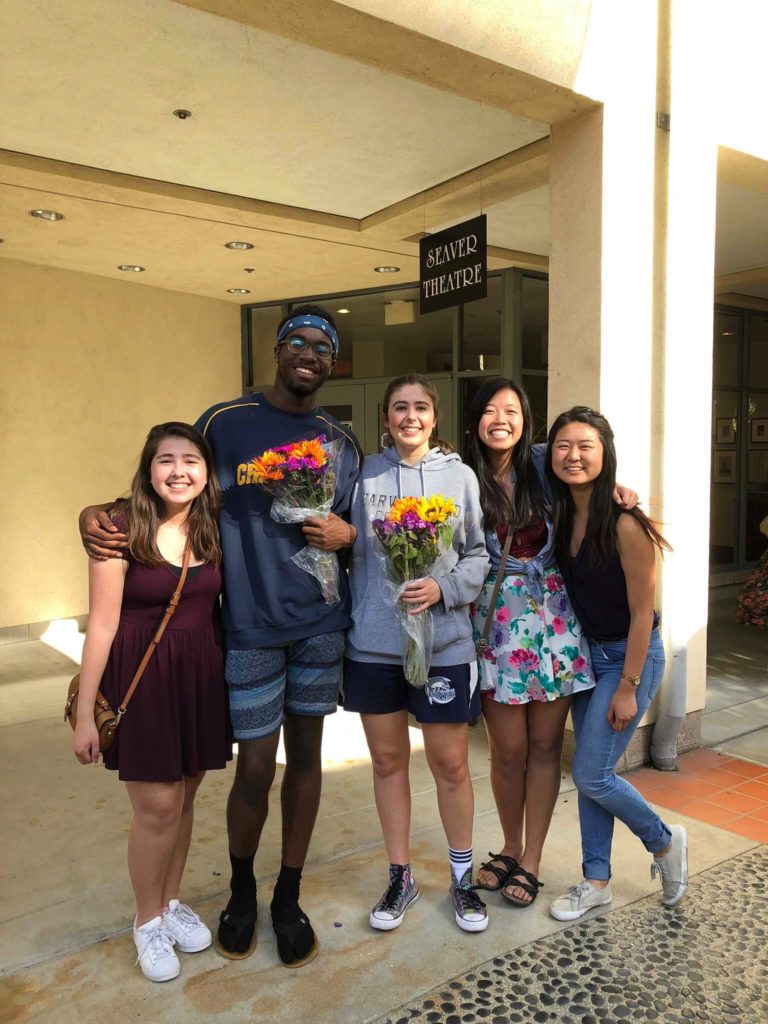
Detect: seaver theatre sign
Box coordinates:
(419, 214, 487, 314)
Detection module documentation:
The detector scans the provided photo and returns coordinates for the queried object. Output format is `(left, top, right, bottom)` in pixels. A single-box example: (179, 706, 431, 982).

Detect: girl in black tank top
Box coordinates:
(542, 408, 689, 920)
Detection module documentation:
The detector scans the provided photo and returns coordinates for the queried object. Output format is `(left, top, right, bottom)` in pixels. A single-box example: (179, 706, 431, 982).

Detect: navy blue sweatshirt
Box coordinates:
(196, 393, 362, 649)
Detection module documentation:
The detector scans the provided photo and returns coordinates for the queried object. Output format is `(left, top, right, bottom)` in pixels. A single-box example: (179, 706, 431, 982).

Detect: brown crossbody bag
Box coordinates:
(476, 529, 514, 655)
(64, 546, 192, 752)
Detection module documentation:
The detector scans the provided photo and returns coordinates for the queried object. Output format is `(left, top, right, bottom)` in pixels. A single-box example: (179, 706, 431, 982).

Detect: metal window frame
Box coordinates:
(239, 268, 551, 447)
(711, 303, 768, 573)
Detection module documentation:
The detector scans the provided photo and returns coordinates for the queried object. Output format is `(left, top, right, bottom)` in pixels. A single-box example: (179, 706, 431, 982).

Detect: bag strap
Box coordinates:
(115, 545, 192, 722)
(478, 529, 515, 648)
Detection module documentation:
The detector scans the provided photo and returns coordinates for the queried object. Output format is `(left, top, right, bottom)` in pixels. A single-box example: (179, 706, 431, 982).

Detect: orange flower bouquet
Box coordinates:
(251, 435, 344, 604)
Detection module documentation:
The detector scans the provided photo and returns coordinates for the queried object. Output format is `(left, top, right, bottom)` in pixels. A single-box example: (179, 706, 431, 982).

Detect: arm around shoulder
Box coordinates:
(79, 501, 128, 560)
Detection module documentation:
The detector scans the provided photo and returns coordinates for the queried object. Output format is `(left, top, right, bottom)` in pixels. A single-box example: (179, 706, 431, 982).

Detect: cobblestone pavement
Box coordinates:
(373, 845, 768, 1024)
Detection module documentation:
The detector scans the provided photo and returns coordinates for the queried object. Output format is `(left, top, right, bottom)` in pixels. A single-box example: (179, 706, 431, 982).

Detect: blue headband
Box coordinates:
(276, 315, 340, 358)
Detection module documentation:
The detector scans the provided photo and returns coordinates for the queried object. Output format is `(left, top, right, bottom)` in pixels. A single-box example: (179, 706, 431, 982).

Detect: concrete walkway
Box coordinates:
(0, 636, 765, 1024)
(704, 591, 768, 759)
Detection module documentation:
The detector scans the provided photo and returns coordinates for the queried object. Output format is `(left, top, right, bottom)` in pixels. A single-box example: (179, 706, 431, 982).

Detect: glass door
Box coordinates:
(314, 381, 365, 447)
(317, 377, 454, 455)
(362, 377, 454, 455)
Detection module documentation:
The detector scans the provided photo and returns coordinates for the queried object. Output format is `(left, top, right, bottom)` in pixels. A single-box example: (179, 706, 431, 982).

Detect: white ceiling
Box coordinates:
(485, 187, 550, 255)
(716, 181, 768, 277)
(0, 0, 547, 219)
(0, 0, 765, 306)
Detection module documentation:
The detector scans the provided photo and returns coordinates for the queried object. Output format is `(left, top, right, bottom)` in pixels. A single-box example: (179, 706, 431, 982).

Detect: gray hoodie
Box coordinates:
(345, 446, 490, 667)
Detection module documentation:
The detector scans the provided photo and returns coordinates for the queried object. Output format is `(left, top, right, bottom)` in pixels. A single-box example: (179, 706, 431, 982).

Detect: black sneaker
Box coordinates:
(450, 869, 488, 932)
(369, 866, 420, 931)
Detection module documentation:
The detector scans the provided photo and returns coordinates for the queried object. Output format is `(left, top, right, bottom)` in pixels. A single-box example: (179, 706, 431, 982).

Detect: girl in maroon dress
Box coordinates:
(73, 422, 231, 983)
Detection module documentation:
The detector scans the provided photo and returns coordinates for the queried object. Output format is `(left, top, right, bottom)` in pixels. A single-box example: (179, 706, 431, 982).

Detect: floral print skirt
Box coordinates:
(736, 551, 768, 628)
(471, 566, 595, 704)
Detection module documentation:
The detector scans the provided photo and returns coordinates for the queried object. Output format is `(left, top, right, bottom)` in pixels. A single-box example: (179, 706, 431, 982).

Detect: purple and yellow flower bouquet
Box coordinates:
(371, 495, 457, 686)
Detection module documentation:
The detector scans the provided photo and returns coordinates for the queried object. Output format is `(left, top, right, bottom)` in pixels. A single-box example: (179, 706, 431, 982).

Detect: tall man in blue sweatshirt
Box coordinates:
(81, 304, 362, 967)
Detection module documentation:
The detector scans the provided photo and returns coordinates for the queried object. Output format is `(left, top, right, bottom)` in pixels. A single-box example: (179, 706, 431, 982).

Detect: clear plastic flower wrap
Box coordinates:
(250, 435, 344, 605)
(371, 495, 457, 687)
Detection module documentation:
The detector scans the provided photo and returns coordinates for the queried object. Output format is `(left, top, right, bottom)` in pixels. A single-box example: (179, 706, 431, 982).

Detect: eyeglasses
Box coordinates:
(280, 336, 334, 359)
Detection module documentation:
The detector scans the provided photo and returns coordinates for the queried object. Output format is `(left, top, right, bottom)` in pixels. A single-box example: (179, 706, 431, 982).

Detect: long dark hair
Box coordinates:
(546, 406, 670, 563)
(124, 422, 222, 566)
(465, 377, 545, 531)
(381, 374, 454, 454)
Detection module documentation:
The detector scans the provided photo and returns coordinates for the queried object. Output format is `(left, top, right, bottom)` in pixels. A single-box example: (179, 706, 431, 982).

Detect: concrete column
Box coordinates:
(655, 2, 718, 731)
(549, 1, 658, 494)
(550, 1, 717, 758)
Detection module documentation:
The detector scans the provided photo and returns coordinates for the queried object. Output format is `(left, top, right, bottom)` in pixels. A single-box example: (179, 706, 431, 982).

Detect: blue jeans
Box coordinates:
(570, 629, 670, 880)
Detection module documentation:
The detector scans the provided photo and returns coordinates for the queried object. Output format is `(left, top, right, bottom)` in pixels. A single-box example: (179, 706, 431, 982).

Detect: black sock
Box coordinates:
(271, 863, 302, 921)
(270, 863, 315, 963)
(228, 850, 256, 908)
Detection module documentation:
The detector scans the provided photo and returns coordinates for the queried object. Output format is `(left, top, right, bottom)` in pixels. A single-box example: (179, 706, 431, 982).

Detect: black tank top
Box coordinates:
(561, 540, 659, 642)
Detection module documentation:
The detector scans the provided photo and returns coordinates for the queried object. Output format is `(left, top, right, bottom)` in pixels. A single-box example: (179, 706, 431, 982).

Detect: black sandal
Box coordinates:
(501, 867, 544, 907)
(215, 902, 258, 960)
(271, 907, 319, 969)
(476, 852, 520, 892)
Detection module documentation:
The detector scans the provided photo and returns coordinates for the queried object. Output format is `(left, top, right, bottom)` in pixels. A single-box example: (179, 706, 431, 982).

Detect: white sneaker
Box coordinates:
(549, 880, 613, 921)
(651, 824, 688, 906)
(163, 900, 212, 952)
(133, 916, 180, 982)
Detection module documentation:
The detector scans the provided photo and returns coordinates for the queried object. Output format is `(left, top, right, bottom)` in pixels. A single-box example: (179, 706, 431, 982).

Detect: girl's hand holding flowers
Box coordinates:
(402, 577, 442, 614)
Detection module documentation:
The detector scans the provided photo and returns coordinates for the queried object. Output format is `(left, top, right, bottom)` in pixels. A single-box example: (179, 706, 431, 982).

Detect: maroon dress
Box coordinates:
(101, 553, 232, 782)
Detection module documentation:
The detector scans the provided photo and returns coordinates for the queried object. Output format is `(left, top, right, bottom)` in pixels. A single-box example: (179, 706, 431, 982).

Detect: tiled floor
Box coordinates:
(625, 747, 768, 843)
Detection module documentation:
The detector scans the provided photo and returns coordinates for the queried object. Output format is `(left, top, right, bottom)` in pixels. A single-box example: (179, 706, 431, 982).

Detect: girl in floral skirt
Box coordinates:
(466, 379, 634, 907)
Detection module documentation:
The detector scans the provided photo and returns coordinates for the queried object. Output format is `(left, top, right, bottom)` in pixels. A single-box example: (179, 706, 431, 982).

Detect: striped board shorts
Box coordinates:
(225, 631, 345, 740)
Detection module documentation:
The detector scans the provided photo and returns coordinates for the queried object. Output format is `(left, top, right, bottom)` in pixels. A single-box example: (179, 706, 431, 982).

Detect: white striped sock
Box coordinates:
(449, 846, 473, 886)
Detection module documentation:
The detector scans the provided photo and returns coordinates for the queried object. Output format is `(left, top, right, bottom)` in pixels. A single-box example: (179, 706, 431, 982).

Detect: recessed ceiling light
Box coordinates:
(118, 264, 145, 272)
(225, 241, 254, 250)
(228, 288, 251, 294)
(336, 308, 351, 314)
(374, 266, 400, 273)
(173, 109, 192, 119)
(29, 209, 64, 221)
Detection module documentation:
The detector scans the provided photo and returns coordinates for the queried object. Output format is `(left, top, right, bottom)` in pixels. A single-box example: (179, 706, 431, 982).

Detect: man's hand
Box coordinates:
(401, 577, 442, 615)
(302, 513, 355, 552)
(79, 505, 128, 561)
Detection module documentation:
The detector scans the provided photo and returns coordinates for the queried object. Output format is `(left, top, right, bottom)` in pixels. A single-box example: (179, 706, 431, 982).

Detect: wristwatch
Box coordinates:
(620, 673, 641, 687)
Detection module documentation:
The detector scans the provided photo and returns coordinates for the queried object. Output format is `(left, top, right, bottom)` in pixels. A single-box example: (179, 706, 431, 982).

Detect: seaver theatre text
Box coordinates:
(419, 214, 487, 315)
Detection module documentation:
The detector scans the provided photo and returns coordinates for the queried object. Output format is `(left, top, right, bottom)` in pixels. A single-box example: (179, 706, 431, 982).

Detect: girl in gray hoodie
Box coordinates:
(343, 374, 490, 934)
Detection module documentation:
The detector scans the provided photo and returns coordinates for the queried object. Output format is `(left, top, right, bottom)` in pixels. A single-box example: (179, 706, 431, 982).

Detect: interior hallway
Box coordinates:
(704, 589, 768, 759)
(1, 638, 766, 1024)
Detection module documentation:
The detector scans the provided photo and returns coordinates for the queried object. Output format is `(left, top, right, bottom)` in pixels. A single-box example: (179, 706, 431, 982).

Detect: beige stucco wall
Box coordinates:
(0, 260, 241, 629)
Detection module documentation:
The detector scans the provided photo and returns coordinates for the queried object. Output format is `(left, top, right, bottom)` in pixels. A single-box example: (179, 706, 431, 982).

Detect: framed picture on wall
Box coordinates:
(715, 417, 736, 444)
(748, 452, 768, 485)
(713, 451, 737, 483)
(750, 418, 768, 443)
